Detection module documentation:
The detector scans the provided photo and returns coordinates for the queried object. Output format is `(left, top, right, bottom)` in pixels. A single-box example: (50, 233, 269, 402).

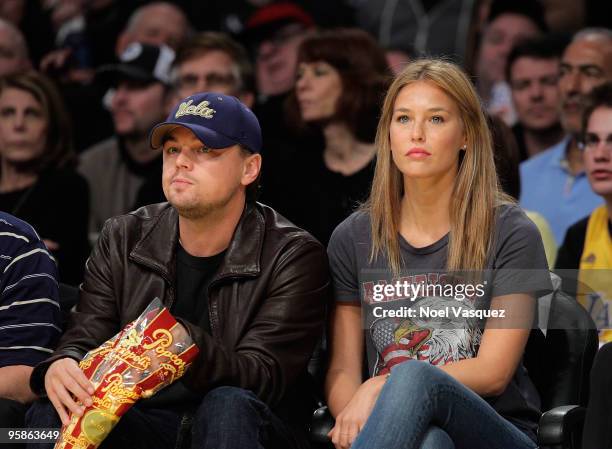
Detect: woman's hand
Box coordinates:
(328, 374, 387, 449)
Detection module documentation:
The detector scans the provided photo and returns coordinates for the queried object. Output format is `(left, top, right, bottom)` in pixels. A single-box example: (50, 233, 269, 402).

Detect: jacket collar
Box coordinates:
(130, 202, 264, 284)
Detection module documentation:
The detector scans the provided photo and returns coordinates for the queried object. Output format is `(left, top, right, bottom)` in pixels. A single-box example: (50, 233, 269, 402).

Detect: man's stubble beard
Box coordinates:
(171, 184, 241, 220)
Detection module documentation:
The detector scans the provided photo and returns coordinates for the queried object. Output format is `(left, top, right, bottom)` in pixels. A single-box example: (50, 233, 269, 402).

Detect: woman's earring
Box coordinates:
(461, 145, 467, 152)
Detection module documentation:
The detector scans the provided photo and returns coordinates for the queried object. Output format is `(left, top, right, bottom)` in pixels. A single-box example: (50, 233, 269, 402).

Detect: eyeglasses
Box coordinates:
(174, 72, 238, 92)
(580, 133, 612, 151)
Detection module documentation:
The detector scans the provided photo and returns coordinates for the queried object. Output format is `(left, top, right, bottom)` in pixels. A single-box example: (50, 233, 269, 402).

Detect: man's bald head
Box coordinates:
(0, 18, 30, 76)
(116, 2, 192, 55)
(558, 27, 612, 134)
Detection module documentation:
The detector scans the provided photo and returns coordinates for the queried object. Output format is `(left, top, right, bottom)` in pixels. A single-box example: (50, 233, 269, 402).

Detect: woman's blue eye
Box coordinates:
(397, 115, 409, 124)
(431, 116, 444, 124)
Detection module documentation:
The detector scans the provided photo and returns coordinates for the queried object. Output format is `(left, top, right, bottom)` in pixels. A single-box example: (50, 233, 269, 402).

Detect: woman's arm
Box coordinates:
(327, 302, 390, 449)
(325, 302, 364, 416)
(440, 292, 534, 396)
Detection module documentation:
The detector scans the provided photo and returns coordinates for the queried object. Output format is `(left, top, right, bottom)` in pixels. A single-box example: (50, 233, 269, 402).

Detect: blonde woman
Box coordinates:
(325, 59, 551, 449)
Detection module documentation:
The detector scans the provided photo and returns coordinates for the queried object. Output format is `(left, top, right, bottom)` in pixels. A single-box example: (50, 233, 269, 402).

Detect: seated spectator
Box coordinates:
(244, 2, 315, 101)
(520, 28, 611, 244)
(0, 18, 31, 77)
(78, 43, 175, 244)
(325, 58, 549, 449)
(0, 0, 55, 68)
(507, 36, 567, 161)
(239, 3, 321, 216)
(171, 32, 254, 105)
(556, 82, 612, 343)
(283, 28, 390, 245)
(115, 2, 193, 54)
(40, 2, 192, 154)
(474, 0, 546, 125)
(0, 71, 89, 285)
(26, 92, 328, 449)
(0, 212, 61, 431)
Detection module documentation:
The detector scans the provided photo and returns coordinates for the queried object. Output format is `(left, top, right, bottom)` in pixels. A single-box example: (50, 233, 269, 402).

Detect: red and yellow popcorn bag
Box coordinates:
(54, 298, 199, 449)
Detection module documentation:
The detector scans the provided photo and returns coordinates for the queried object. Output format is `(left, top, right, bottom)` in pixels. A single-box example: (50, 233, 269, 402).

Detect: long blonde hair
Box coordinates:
(365, 59, 509, 275)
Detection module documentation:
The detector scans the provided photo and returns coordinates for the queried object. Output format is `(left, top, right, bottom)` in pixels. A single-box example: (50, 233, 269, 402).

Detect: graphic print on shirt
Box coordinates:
(369, 296, 482, 375)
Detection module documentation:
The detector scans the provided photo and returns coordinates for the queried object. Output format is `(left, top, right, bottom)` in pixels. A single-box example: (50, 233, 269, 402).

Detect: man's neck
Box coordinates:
(178, 196, 246, 257)
(123, 135, 160, 164)
(523, 124, 564, 158)
(565, 136, 584, 176)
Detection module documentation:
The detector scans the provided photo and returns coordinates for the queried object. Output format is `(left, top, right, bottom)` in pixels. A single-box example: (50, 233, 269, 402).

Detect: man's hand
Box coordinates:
(328, 375, 386, 449)
(45, 358, 94, 425)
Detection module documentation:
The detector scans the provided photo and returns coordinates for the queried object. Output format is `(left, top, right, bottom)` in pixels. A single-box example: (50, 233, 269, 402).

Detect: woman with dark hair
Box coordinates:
(325, 59, 551, 449)
(0, 71, 89, 285)
(284, 28, 390, 245)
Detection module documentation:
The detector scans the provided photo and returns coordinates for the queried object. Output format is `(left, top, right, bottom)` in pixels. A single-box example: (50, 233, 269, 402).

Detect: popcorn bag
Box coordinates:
(54, 298, 199, 449)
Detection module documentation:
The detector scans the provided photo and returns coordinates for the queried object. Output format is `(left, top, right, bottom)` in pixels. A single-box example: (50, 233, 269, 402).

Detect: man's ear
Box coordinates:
(242, 153, 262, 186)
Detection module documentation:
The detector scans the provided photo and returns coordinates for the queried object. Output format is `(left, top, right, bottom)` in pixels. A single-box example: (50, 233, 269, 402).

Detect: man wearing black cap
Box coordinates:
(78, 42, 175, 244)
(26, 93, 329, 449)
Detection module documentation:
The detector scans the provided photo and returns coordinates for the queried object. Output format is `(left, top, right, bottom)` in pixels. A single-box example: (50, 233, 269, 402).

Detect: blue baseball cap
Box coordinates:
(149, 92, 262, 153)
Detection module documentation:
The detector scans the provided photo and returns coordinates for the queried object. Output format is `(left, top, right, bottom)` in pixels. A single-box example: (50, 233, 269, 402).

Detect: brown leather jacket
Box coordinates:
(31, 202, 330, 407)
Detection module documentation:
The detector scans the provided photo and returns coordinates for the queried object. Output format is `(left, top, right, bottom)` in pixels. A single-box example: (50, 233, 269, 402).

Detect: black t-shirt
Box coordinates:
(141, 245, 225, 409)
(172, 245, 226, 334)
(290, 152, 376, 246)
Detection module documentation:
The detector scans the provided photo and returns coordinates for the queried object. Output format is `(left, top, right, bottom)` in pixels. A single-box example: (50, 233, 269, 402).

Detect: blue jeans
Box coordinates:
(25, 386, 303, 449)
(25, 399, 180, 449)
(351, 361, 538, 449)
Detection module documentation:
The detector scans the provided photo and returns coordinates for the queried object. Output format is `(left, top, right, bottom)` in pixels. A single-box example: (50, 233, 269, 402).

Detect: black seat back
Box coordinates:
(523, 280, 598, 410)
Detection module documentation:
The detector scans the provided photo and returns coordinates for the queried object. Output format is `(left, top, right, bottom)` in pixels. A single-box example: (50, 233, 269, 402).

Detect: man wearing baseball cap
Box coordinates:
(78, 42, 176, 244)
(27, 93, 329, 449)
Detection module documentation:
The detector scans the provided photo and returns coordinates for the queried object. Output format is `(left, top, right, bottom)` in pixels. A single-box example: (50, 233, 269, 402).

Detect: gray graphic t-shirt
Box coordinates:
(327, 203, 552, 440)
